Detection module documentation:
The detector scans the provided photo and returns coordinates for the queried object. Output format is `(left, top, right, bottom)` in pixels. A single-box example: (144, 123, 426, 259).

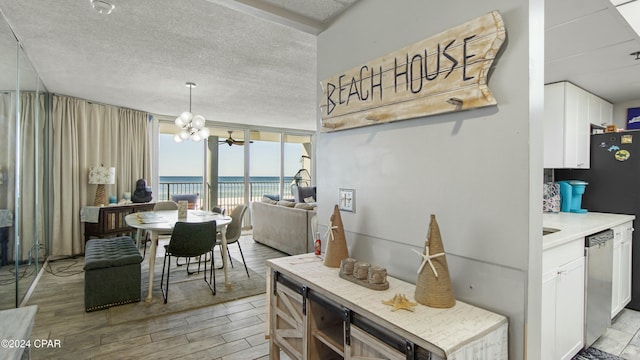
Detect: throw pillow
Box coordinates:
(277, 200, 295, 207)
(295, 203, 316, 210)
(262, 196, 277, 205)
(303, 196, 315, 203)
(263, 194, 280, 201)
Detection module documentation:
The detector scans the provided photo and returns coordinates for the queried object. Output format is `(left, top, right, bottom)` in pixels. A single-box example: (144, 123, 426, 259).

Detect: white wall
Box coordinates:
(316, 1, 544, 359)
(614, 99, 640, 130)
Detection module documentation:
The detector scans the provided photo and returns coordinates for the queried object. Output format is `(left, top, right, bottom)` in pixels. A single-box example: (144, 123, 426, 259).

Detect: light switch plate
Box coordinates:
(339, 188, 355, 212)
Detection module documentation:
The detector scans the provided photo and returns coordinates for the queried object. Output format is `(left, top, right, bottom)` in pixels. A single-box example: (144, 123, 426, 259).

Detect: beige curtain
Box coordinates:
(18, 92, 45, 262)
(0, 92, 15, 261)
(51, 95, 150, 256)
(0, 92, 15, 212)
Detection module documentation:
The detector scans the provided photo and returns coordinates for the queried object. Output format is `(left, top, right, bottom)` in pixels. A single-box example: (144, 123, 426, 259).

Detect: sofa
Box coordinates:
(251, 200, 316, 255)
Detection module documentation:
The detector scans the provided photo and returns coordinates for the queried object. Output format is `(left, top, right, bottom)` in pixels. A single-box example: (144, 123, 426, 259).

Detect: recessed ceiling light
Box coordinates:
(91, 0, 115, 15)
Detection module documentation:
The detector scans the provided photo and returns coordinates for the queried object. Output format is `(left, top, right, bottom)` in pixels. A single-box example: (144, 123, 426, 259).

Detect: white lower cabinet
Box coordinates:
(542, 239, 585, 360)
(612, 222, 634, 318)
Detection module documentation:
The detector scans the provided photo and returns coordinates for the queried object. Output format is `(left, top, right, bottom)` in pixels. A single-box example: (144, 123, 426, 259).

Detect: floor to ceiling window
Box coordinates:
(249, 130, 281, 201)
(158, 122, 313, 214)
(284, 134, 312, 199)
(158, 133, 205, 209)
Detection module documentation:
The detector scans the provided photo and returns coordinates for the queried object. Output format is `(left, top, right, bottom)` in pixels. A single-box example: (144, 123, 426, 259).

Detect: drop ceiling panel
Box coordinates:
(569, 64, 640, 103)
(545, 39, 640, 83)
(545, 0, 608, 28)
(545, 8, 634, 62)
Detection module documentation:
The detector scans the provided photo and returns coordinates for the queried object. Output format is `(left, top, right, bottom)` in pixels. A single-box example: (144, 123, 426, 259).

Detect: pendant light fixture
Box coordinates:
(174, 82, 210, 143)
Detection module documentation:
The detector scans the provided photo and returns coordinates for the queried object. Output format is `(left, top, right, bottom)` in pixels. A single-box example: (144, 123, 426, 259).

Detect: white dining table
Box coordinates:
(124, 209, 232, 302)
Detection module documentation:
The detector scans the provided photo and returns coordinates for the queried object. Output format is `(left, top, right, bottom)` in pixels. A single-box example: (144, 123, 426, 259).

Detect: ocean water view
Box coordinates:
(158, 176, 296, 203)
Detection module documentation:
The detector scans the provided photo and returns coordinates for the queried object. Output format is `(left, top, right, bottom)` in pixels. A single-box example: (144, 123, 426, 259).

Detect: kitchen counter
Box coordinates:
(543, 212, 635, 251)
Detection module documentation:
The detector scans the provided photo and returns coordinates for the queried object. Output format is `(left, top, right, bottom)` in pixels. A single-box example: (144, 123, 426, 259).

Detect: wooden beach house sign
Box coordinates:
(320, 11, 506, 132)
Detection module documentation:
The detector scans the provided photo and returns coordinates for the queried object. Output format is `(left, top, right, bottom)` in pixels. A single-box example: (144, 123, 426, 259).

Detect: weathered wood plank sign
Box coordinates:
(320, 11, 506, 132)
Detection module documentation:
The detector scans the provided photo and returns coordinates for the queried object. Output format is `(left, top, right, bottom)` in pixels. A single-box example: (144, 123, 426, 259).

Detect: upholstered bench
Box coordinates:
(83, 236, 143, 312)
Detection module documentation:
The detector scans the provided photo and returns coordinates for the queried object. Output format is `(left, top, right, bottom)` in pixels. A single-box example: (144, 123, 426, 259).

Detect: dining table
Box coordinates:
(124, 209, 232, 302)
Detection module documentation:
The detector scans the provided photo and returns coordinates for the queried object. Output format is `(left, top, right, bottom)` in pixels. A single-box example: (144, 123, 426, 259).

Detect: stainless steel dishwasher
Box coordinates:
(584, 228, 614, 347)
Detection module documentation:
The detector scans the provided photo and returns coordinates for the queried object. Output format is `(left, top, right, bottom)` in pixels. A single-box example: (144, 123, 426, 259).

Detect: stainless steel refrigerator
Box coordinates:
(555, 130, 640, 310)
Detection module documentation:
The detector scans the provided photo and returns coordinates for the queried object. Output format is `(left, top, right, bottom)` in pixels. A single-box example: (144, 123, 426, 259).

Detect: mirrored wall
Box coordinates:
(0, 14, 48, 309)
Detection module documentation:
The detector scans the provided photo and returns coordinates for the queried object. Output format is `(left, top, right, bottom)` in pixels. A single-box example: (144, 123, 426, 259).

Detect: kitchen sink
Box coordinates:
(543, 227, 560, 236)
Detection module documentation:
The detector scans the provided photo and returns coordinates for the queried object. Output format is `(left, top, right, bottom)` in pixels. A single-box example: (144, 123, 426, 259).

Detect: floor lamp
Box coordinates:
(89, 166, 115, 206)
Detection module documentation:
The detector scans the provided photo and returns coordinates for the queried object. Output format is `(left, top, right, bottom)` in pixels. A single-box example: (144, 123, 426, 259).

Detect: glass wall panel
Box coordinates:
(0, 14, 48, 309)
(158, 133, 205, 209)
(284, 134, 312, 199)
(0, 15, 18, 310)
(207, 127, 246, 214)
(250, 130, 281, 203)
(16, 43, 45, 307)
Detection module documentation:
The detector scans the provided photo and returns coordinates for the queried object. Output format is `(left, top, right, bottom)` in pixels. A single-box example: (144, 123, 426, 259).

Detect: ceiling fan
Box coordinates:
(219, 130, 252, 146)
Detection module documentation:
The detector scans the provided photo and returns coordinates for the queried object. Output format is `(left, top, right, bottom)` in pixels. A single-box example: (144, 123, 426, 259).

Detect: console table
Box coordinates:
(81, 203, 154, 242)
(267, 254, 508, 360)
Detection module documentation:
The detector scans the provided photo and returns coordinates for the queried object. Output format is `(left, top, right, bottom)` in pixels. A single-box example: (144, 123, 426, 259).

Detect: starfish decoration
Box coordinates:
(412, 246, 445, 278)
(382, 294, 417, 312)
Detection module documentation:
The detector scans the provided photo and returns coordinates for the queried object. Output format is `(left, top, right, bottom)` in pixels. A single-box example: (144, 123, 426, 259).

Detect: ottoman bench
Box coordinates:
(84, 236, 143, 312)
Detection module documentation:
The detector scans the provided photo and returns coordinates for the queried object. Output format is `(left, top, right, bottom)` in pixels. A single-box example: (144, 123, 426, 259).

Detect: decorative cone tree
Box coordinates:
(323, 204, 349, 268)
(414, 214, 456, 308)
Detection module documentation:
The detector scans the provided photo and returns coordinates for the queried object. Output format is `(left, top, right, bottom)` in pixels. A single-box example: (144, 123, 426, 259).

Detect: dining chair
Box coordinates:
(212, 206, 226, 215)
(171, 194, 199, 209)
(216, 204, 250, 277)
(160, 220, 216, 304)
(141, 201, 179, 258)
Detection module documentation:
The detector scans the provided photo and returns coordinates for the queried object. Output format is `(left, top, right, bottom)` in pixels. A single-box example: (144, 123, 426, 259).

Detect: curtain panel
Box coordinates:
(51, 95, 150, 256)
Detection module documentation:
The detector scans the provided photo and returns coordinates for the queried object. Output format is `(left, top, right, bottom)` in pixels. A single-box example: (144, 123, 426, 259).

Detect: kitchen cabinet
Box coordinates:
(588, 93, 613, 128)
(542, 237, 585, 360)
(612, 221, 634, 318)
(267, 254, 508, 360)
(544, 82, 612, 169)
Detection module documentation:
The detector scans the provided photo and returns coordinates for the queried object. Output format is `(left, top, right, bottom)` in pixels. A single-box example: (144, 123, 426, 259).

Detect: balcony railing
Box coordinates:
(158, 180, 294, 213)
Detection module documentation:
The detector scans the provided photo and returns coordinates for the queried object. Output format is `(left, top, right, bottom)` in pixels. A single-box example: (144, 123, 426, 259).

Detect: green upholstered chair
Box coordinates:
(160, 220, 216, 304)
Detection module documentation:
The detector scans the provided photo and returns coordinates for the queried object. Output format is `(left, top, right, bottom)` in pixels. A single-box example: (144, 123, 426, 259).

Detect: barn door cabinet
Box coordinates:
(267, 254, 508, 360)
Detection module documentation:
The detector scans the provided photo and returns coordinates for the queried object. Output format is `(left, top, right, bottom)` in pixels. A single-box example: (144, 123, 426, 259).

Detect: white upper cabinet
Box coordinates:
(544, 82, 612, 169)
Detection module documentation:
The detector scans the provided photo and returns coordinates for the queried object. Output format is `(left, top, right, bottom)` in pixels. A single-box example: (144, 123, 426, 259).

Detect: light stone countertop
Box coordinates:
(542, 212, 635, 251)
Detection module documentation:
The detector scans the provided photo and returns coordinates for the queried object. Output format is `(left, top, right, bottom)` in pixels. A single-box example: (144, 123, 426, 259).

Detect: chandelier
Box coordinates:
(174, 82, 210, 143)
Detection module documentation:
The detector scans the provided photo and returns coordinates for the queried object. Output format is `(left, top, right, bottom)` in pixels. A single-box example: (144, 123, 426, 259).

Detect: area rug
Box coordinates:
(107, 251, 266, 325)
(572, 347, 625, 360)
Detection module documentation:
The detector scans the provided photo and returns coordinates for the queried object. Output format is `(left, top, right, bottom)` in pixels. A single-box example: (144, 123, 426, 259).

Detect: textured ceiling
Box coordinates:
(0, 0, 358, 131)
(1, 0, 639, 134)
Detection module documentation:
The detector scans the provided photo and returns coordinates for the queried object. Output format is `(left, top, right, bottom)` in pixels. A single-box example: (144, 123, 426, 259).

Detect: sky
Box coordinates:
(159, 134, 305, 177)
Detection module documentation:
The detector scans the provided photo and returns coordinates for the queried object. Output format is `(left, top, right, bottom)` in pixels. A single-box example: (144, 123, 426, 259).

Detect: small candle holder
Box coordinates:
(354, 262, 370, 280)
(368, 266, 387, 285)
(338, 258, 389, 290)
(340, 258, 357, 275)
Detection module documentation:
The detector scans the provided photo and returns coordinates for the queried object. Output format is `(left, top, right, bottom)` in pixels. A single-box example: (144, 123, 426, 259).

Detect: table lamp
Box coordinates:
(89, 166, 115, 206)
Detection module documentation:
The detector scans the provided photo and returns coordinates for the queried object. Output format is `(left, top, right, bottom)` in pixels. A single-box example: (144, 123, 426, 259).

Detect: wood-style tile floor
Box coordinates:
(26, 234, 289, 360)
(22, 233, 640, 359)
